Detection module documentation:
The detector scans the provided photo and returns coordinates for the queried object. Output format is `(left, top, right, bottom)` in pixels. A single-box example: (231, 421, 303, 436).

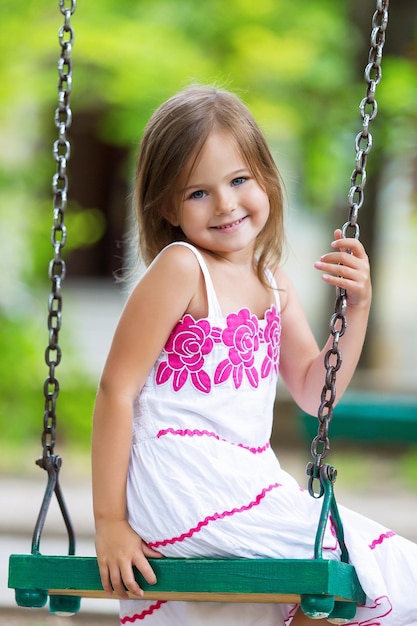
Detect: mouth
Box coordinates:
(212, 216, 246, 230)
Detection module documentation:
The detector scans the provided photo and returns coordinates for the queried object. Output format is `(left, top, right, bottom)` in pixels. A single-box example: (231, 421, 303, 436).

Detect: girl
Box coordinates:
(92, 85, 417, 626)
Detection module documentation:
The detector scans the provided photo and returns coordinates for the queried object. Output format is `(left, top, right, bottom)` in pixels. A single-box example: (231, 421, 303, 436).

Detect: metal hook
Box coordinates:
(31, 454, 76, 557)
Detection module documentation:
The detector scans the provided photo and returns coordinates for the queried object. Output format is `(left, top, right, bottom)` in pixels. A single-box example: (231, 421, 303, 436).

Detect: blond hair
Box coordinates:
(134, 85, 285, 284)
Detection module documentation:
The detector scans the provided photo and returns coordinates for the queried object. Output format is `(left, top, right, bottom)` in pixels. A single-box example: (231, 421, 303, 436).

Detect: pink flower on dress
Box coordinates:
(156, 315, 213, 393)
(261, 305, 281, 378)
(214, 308, 260, 389)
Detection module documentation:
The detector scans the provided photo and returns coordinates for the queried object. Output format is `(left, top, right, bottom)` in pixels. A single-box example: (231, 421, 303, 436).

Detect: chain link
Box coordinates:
(345, 0, 389, 236)
(308, 0, 389, 491)
(40, 1, 76, 464)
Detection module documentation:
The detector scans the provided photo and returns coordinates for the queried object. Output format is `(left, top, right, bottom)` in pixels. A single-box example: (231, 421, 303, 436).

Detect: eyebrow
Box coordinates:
(180, 168, 249, 194)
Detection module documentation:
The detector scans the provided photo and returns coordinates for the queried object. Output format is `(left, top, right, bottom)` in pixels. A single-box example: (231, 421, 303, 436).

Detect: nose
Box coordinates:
(215, 189, 236, 215)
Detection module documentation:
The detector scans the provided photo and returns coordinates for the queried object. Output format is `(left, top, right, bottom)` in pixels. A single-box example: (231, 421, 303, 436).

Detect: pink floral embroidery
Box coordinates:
(156, 315, 213, 393)
(155, 306, 281, 393)
(261, 305, 281, 378)
(214, 308, 260, 389)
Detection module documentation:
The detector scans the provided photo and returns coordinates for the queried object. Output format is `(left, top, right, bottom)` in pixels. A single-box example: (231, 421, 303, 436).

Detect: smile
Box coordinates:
(213, 217, 246, 230)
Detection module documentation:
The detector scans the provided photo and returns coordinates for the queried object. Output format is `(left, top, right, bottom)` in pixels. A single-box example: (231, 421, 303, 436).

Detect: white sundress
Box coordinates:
(122, 241, 417, 626)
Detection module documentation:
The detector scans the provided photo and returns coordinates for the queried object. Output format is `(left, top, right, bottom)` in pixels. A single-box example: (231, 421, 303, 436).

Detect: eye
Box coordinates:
(189, 189, 207, 200)
(231, 177, 246, 187)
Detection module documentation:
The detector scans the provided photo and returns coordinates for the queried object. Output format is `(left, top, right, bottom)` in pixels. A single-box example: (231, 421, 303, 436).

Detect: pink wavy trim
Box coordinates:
(369, 530, 396, 550)
(148, 482, 281, 549)
(157, 427, 270, 454)
(120, 600, 167, 623)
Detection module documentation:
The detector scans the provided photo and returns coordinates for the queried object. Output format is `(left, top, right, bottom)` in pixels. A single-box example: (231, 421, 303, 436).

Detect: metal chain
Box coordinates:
(307, 0, 389, 492)
(39, 0, 76, 464)
(345, 0, 389, 239)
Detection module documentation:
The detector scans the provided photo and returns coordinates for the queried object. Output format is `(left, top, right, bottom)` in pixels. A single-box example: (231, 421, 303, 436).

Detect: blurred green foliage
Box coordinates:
(0, 309, 95, 453)
(0, 0, 416, 460)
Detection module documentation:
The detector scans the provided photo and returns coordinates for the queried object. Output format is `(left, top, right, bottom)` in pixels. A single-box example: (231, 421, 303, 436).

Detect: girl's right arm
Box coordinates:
(92, 245, 202, 598)
(278, 231, 371, 415)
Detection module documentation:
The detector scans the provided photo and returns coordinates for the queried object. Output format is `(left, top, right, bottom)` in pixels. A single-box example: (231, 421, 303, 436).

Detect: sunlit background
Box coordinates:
(0, 0, 416, 469)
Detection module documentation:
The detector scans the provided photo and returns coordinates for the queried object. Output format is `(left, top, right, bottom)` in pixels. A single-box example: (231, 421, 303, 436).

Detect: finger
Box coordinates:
(331, 236, 367, 258)
(316, 259, 367, 287)
(133, 552, 157, 586)
(333, 228, 363, 249)
(321, 273, 352, 290)
(119, 563, 144, 598)
(142, 542, 164, 559)
(107, 565, 130, 599)
(317, 252, 362, 272)
(97, 563, 114, 597)
(320, 266, 369, 298)
(315, 250, 360, 274)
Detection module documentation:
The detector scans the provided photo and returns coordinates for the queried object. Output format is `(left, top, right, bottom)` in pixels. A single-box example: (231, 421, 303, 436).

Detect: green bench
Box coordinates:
(301, 392, 417, 445)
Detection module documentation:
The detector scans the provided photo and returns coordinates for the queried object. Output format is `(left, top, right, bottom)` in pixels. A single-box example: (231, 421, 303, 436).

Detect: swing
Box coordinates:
(8, 0, 389, 621)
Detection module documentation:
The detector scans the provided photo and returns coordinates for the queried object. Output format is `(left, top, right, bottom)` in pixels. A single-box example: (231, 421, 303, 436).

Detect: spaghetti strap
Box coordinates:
(166, 242, 281, 316)
(265, 267, 280, 312)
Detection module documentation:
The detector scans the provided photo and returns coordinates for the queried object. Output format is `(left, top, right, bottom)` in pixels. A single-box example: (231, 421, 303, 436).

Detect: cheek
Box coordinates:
(256, 196, 271, 231)
(253, 189, 270, 219)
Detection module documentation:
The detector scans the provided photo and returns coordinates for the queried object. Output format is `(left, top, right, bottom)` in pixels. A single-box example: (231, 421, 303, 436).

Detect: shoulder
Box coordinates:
(149, 243, 202, 279)
(114, 244, 202, 350)
(128, 244, 202, 296)
(126, 243, 203, 322)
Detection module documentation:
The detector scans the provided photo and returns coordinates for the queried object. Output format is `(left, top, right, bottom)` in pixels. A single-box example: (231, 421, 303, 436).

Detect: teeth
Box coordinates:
(216, 218, 242, 229)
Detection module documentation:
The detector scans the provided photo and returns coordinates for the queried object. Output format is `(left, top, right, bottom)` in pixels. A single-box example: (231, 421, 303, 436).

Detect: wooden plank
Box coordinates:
(49, 589, 301, 603)
(9, 554, 366, 605)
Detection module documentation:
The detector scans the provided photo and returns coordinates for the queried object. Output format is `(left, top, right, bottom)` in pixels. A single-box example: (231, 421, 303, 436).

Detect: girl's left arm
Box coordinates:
(92, 245, 203, 598)
(278, 229, 371, 415)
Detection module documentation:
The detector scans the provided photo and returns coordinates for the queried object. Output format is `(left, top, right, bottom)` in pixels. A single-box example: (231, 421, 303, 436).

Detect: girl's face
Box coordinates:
(168, 130, 270, 260)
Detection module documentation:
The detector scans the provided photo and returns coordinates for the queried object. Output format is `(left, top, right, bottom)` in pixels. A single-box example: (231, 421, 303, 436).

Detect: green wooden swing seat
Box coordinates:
(9, 554, 366, 620)
(7, 456, 367, 621)
(8, 458, 367, 620)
